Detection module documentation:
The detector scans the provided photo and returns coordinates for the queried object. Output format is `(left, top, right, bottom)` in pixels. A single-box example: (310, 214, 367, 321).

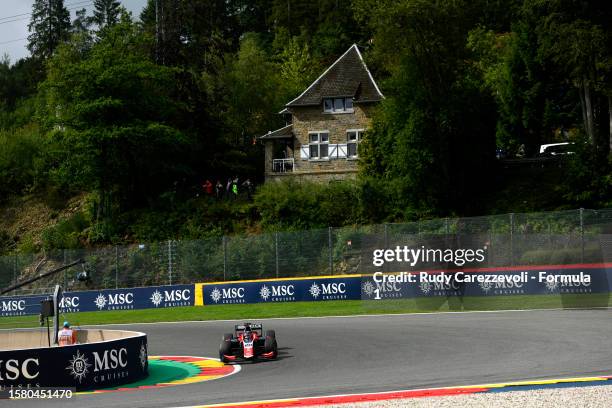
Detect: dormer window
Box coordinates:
(323, 97, 354, 113)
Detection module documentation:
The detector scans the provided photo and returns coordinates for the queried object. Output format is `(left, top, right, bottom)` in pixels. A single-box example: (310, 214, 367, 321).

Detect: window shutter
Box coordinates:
(337, 144, 347, 158)
(329, 144, 337, 159)
(300, 145, 309, 160)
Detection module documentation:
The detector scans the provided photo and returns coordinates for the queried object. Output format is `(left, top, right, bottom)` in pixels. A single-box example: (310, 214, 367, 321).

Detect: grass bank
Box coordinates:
(1, 293, 609, 330)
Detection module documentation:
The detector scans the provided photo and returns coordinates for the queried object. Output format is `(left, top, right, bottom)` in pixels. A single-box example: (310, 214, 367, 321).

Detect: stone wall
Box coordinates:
(292, 104, 375, 172)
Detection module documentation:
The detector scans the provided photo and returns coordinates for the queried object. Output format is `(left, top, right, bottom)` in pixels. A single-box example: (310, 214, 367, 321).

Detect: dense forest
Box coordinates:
(0, 0, 610, 254)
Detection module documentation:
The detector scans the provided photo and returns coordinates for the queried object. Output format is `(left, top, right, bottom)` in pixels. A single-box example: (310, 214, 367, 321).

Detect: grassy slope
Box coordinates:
(1, 293, 610, 330)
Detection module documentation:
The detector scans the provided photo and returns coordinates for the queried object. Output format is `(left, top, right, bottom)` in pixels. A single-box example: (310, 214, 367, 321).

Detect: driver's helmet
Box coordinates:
(243, 324, 252, 339)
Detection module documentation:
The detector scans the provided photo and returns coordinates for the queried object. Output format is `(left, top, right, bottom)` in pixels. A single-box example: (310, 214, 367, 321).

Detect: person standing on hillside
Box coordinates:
(215, 180, 224, 200)
(231, 177, 239, 199)
(202, 179, 213, 196)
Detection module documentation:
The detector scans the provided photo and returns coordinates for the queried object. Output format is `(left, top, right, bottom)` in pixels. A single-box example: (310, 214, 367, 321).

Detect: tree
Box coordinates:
(72, 8, 93, 35)
(92, 0, 122, 31)
(27, 0, 71, 60)
(357, 0, 497, 216)
(40, 20, 192, 209)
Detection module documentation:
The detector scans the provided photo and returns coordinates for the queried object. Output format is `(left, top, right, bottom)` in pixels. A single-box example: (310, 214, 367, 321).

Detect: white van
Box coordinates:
(539, 142, 574, 156)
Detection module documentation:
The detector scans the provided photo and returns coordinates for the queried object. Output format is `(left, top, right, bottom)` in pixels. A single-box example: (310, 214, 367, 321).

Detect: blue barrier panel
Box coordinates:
(359, 265, 612, 300)
(201, 276, 362, 305)
(0, 294, 49, 317)
(0, 284, 195, 317)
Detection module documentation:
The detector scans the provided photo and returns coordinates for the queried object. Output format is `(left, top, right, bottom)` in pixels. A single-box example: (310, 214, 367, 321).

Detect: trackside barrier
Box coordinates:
(2, 264, 611, 316)
(0, 330, 147, 391)
(198, 263, 612, 304)
(0, 284, 194, 317)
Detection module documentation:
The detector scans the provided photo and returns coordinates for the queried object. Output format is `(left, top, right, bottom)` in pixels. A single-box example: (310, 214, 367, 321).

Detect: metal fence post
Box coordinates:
(275, 232, 279, 279)
(223, 236, 227, 281)
(580, 208, 584, 262)
(115, 245, 119, 289)
(13, 255, 17, 286)
(328, 227, 333, 275)
(383, 224, 389, 273)
(63, 249, 67, 289)
(168, 240, 173, 285)
(509, 213, 514, 266)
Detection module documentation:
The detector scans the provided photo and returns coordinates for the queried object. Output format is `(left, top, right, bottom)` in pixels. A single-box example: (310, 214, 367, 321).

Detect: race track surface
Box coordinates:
(11, 309, 612, 408)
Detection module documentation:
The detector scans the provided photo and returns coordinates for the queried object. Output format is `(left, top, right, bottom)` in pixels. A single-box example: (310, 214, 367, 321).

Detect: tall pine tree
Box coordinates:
(27, 0, 71, 60)
(92, 0, 122, 31)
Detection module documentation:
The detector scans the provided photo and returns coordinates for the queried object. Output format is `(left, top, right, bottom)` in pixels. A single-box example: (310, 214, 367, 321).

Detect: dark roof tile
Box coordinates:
(286, 44, 383, 107)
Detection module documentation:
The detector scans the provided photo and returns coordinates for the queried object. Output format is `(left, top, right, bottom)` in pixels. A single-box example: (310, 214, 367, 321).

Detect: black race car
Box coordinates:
(219, 323, 278, 363)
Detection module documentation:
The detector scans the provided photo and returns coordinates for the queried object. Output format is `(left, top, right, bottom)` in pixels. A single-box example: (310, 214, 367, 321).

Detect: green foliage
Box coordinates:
(92, 0, 122, 30)
(41, 212, 89, 250)
(40, 19, 192, 206)
(27, 0, 71, 60)
(0, 125, 48, 197)
(254, 180, 363, 229)
(562, 138, 612, 207)
(358, 0, 497, 215)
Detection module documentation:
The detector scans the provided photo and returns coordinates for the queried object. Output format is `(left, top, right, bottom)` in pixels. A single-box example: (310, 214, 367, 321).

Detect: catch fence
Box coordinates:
(1, 208, 612, 295)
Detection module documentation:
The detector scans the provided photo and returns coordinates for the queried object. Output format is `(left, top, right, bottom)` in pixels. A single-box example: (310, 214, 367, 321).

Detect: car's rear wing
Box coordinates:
(235, 323, 263, 335)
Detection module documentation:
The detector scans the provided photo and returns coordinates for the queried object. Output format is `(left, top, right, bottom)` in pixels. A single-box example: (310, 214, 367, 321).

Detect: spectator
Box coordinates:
(226, 178, 232, 197)
(202, 179, 213, 196)
(231, 177, 239, 199)
(215, 180, 224, 200)
(242, 178, 254, 199)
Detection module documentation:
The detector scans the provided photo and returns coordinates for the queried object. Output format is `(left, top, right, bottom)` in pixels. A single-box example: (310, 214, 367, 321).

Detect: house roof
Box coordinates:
(286, 44, 384, 107)
(258, 124, 293, 140)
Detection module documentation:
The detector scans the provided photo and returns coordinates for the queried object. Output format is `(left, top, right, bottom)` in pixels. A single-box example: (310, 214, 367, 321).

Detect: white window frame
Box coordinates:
(346, 129, 364, 159)
(323, 97, 354, 114)
(308, 131, 330, 160)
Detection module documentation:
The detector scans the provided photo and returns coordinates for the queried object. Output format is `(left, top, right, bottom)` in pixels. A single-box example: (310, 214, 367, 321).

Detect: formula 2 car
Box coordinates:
(219, 323, 278, 363)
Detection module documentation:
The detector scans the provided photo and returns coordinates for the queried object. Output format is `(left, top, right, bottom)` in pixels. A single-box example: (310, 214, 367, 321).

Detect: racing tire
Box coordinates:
(265, 330, 275, 339)
(264, 336, 278, 359)
(219, 333, 233, 363)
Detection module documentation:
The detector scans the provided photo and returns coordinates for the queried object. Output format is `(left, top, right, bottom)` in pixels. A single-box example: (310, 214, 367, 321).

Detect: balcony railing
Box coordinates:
(272, 158, 294, 173)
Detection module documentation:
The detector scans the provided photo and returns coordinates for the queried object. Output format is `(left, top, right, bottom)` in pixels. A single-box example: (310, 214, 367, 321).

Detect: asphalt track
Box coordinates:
(10, 309, 612, 408)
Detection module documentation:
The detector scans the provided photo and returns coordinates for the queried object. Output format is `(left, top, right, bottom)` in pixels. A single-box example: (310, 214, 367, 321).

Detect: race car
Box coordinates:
(219, 323, 278, 363)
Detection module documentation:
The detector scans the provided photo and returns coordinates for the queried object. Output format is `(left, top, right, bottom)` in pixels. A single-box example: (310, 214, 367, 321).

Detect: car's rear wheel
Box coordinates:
(219, 333, 233, 362)
(265, 330, 275, 339)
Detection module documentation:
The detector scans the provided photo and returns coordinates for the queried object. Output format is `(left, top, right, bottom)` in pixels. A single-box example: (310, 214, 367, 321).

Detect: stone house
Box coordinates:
(259, 44, 384, 182)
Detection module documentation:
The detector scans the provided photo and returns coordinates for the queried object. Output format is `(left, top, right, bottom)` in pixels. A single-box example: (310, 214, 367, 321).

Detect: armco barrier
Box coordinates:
(0, 284, 194, 317)
(0, 329, 147, 391)
(199, 263, 612, 305)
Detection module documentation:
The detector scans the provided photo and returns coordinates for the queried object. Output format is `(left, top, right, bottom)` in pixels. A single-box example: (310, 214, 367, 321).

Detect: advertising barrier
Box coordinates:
(201, 276, 363, 305)
(0, 330, 148, 391)
(1, 264, 611, 315)
(200, 263, 612, 304)
(360, 264, 612, 299)
(0, 284, 194, 317)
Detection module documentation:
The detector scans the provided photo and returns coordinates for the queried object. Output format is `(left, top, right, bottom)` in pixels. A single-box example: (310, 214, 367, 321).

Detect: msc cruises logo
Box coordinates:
(209, 287, 245, 304)
(66, 350, 91, 383)
(309, 283, 321, 299)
